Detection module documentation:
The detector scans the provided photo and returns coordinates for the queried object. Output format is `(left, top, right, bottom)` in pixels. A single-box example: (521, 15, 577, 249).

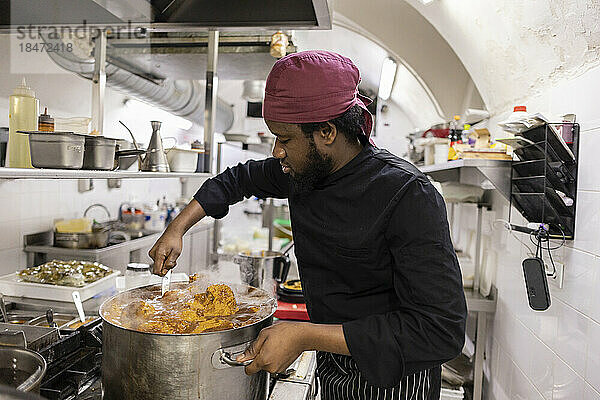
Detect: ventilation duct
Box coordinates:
(41, 33, 234, 133)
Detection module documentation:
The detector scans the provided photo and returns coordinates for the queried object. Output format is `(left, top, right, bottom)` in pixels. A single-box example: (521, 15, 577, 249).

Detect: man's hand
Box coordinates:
(148, 199, 207, 276)
(148, 229, 183, 276)
(236, 322, 309, 375)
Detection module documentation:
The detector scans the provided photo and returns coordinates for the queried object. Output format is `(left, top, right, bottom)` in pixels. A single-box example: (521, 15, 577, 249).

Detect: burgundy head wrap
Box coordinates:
(263, 50, 373, 139)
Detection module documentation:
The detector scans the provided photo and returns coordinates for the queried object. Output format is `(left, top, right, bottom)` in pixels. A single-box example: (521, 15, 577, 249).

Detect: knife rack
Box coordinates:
(509, 122, 580, 239)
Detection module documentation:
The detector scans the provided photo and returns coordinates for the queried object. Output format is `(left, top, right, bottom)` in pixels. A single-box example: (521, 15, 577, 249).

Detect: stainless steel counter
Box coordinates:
(270, 351, 318, 400)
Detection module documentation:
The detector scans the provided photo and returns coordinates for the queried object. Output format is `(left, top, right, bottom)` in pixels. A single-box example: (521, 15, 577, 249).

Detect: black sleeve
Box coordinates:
(342, 177, 467, 387)
(193, 157, 290, 219)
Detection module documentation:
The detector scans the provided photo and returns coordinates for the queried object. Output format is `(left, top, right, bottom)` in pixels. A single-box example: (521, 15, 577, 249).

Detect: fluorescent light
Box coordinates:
(378, 57, 397, 101)
(124, 99, 193, 130)
(419, 0, 435, 4)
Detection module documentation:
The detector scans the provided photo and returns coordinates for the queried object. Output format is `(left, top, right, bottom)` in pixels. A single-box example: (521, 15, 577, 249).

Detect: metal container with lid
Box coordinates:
(234, 250, 291, 300)
(82, 135, 116, 170)
(24, 131, 84, 169)
(100, 283, 276, 400)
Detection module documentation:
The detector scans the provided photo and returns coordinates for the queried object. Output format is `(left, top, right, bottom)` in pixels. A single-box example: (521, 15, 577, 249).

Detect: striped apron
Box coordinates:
(316, 352, 441, 400)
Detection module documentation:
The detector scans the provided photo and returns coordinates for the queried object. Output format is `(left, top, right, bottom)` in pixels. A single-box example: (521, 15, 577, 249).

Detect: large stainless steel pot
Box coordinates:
(234, 251, 291, 299)
(0, 347, 46, 393)
(99, 283, 276, 400)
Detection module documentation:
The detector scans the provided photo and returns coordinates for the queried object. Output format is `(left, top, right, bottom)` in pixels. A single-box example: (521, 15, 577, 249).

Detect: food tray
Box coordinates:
(0, 270, 121, 302)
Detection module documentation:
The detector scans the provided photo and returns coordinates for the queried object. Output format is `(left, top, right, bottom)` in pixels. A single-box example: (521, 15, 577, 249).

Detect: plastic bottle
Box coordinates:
(8, 78, 39, 168)
(461, 124, 471, 145)
(448, 115, 461, 146)
(508, 105, 528, 121)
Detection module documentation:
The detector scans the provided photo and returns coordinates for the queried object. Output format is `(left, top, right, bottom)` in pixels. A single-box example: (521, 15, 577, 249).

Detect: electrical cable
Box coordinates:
(493, 219, 535, 256)
(528, 224, 560, 277)
(546, 235, 557, 277)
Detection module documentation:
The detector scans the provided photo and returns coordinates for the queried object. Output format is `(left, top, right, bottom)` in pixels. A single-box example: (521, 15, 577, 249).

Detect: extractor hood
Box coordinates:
(106, 32, 298, 80)
(0, 0, 331, 31)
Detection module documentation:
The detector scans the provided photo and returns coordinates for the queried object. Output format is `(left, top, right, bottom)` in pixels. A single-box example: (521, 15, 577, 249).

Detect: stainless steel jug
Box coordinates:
(233, 251, 291, 299)
(141, 121, 170, 172)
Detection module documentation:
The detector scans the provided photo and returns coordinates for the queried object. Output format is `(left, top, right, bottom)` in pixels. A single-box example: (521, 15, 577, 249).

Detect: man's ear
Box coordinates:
(315, 122, 337, 145)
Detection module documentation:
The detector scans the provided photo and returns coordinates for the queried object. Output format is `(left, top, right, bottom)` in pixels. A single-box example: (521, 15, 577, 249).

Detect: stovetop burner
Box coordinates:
(37, 321, 103, 400)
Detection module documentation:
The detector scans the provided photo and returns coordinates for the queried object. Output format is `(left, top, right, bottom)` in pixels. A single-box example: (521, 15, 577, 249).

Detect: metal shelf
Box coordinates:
(419, 158, 504, 400)
(0, 167, 213, 180)
(464, 286, 497, 313)
(418, 159, 512, 201)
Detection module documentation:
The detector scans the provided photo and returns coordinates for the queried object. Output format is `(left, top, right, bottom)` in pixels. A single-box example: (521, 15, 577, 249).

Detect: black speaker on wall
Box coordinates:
(522, 257, 551, 311)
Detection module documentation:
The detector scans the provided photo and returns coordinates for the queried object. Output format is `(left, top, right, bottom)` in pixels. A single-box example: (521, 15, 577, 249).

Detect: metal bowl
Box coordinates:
(0, 347, 46, 393)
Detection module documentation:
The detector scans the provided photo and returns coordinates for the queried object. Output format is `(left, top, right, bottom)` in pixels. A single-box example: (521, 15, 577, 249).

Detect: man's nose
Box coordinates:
(272, 140, 285, 159)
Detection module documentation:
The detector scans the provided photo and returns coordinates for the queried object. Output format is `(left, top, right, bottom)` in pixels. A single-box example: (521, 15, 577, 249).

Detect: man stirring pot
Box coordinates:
(149, 50, 467, 400)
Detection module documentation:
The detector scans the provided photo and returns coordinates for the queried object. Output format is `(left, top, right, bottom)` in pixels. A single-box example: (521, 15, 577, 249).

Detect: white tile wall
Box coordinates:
(586, 321, 600, 393)
(0, 178, 183, 271)
(527, 334, 554, 400)
(553, 356, 585, 400)
(573, 191, 600, 255)
(464, 65, 600, 400)
(584, 384, 600, 400)
(554, 301, 590, 377)
(577, 131, 600, 192)
(511, 362, 544, 400)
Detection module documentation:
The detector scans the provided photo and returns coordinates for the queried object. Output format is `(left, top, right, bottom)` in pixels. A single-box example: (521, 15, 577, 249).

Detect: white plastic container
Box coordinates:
(166, 148, 200, 172)
(144, 209, 166, 232)
(0, 270, 120, 302)
(124, 263, 151, 289)
(434, 142, 450, 164)
(54, 117, 91, 134)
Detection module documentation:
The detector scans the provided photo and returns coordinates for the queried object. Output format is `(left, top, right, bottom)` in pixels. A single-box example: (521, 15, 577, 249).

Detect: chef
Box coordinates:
(149, 50, 467, 400)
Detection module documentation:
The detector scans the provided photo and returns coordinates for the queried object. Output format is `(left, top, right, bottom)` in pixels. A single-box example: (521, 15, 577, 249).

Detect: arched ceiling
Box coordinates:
(405, 0, 600, 115)
(329, 0, 484, 120)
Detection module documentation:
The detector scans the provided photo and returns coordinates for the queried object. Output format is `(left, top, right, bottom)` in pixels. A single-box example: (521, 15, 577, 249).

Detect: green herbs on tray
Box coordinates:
(17, 260, 113, 287)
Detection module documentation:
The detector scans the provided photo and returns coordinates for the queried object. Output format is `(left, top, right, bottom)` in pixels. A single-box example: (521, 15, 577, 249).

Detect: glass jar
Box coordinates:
(125, 263, 151, 289)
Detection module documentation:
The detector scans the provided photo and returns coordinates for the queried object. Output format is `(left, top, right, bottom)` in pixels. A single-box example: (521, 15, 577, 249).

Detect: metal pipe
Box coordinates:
(92, 30, 107, 134)
(474, 205, 483, 293)
(41, 34, 234, 132)
(267, 199, 274, 251)
(204, 30, 219, 174)
(206, 31, 220, 265)
(210, 142, 223, 263)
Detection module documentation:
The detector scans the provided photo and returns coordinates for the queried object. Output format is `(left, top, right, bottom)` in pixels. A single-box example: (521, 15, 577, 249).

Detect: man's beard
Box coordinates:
(290, 140, 334, 194)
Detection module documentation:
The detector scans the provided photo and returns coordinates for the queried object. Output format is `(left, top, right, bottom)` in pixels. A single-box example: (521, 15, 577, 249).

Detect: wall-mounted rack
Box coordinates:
(509, 123, 580, 239)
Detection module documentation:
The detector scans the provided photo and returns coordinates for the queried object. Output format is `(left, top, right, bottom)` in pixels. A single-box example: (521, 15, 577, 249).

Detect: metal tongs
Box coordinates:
(161, 269, 172, 296)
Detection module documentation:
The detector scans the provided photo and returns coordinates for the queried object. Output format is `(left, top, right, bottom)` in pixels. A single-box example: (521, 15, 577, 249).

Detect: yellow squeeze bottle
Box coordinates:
(8, 77, 39, 168)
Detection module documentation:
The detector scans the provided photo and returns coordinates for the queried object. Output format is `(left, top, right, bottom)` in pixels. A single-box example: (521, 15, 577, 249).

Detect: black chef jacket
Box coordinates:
(194, 144, 467, 388)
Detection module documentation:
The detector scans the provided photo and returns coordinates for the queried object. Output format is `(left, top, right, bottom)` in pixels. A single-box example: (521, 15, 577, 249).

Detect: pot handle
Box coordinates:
(220, 350, 252, 367)
(273, 255, 291, 284)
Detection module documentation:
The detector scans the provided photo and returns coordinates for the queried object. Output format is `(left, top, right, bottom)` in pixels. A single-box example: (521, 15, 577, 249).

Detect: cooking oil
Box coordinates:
(8, 77, 38, 168)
